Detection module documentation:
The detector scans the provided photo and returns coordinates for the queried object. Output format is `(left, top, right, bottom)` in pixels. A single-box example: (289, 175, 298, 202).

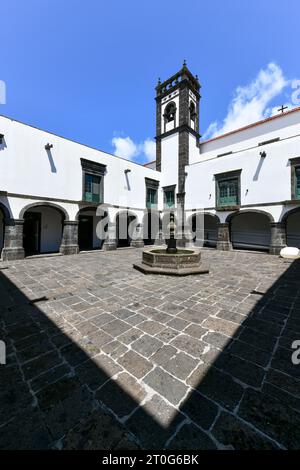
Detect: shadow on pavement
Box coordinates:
(0, 256, 300, 449)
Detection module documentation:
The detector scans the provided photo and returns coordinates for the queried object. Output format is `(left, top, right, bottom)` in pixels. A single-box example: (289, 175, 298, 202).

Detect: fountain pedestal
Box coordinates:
(133, 248, 209, 276)
(133, 213, 209, 276)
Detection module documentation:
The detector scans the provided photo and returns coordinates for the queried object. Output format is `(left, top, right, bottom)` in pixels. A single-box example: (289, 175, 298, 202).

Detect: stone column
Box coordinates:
(1, 218, 25, 261)
(103, 221, 117, 250)
(59, 221, 79, 255)
(269, 222, 286, 255)
(130, 223, 144, 248)
(217, 223, 232, 251)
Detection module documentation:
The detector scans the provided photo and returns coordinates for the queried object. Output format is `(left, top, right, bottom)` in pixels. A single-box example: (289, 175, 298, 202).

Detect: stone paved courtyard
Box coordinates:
(0, 248, 300, 450)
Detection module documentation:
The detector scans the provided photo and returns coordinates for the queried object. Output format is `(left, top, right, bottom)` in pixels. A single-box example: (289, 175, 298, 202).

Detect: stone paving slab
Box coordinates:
(0, 248, 300, 449)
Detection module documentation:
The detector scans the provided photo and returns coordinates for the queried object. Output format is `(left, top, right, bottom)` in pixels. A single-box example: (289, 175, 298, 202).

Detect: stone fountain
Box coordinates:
(133, 213, 209, 276)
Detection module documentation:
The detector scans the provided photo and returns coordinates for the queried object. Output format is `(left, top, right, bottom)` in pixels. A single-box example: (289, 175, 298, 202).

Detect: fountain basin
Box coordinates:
(133, 248, 209, 276)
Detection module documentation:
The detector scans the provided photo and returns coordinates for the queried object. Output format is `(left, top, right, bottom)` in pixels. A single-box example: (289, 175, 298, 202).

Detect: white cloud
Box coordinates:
(203, 63, 297, 140)
(111, 136, 138, 161)
(112, 135, 155, 163)
(142, 138, 156, 162)
(202, 121, 219, 140)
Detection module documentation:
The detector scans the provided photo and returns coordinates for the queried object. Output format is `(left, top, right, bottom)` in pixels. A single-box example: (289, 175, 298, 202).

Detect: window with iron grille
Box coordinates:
(81, 158, 106, 204)
(218, 178, 239, 206)
(215, 170, 241, 208)
(164, 187, 175, 208)
(145, 177, 159, 209)
(165, 190, 174, 208)
(146, 187, 157, 209)
(84, 173, 101, 203)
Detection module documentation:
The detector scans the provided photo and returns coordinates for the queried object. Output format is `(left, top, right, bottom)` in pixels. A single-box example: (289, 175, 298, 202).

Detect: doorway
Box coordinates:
(23, 212, 41, 255)
(116, 212, 137, 247)
(78, 215, 93, 251)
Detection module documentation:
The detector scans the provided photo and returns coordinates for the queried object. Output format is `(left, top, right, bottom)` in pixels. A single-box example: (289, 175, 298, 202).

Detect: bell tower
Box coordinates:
(155, 61, 201, 206)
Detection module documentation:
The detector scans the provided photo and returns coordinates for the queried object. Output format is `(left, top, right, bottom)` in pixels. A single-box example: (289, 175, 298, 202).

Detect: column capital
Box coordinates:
(63, 220, 79, 226)
(217, 222, 230, 227)
(270, 221, 285, 228)
(4, 218, 24, 226)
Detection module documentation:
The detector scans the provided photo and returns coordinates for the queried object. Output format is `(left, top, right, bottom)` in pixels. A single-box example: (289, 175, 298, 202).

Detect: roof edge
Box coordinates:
(201, 106, 300, 145)
(0, 113, 157, 171)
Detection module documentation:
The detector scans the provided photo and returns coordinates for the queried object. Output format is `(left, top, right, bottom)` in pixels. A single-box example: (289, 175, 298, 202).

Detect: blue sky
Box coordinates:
(1, 0, 300, 163)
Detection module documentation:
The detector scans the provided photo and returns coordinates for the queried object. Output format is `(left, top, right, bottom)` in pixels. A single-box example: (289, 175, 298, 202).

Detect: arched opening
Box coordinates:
(143, 211, 160, 245)
(164, 101, 176, 122)
(285, 208, 300, 248)
(190, 213, 218, 247)
(229, 211, 272, 252)
(116, 212, 137, 248)
(163, 101, 177, 132)
(189, 101, 196, 129)
(77, 207, 107, 251)
(22, 204, 66, 256)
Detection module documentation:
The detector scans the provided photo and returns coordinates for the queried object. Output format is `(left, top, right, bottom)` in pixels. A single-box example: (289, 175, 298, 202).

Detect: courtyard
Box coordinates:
(0, 247, 299, 450)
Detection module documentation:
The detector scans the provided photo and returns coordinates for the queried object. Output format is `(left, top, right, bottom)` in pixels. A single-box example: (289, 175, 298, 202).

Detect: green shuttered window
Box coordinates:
(218, 177, 239, 207)
(81, 159, 105, 204)
(164, 189, 175, 208)
(146, 188, 157, 209)
(84, 173, 101, 203)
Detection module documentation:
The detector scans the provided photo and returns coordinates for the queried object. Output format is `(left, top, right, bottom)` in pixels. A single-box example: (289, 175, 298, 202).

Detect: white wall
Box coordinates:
(0, 116, 161, 217)
(199, 109, 300, 160)
(186, 109, 300, 219)
(185, 114, 300, 219)
(161, 133, 178, 190)
(189, 133, 200, 164)
(1, 108, 300, 235)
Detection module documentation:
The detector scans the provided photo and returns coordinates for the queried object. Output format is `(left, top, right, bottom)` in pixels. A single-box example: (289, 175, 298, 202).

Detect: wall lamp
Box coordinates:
(260, 151, 267, 158)
(45, 143, 53, 150)
(0, 133, 4, 144)
(124, 169, 131, 174)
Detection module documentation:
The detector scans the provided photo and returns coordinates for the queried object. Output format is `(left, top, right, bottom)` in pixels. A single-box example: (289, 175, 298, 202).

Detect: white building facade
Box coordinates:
(1, 62, 300, 261)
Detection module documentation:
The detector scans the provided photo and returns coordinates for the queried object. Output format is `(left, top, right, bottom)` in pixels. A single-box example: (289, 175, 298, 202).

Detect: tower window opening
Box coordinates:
(189, 101, 196, 123)
(164, 102, 176, 123)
